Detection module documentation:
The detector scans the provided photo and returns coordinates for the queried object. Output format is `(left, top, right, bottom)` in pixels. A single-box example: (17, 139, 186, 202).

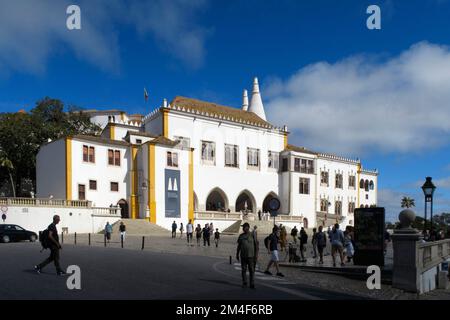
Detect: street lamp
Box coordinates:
(421, 177, 436, 234)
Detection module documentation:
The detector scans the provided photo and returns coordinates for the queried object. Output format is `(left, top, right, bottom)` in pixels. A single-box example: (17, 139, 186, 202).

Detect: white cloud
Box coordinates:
(378, 189, 412, 222)
(265, 42, 450, 156)
(0, 0, 209, 75)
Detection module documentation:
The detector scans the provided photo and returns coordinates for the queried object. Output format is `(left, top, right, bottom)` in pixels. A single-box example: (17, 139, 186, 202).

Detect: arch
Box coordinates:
(369, 180, 374, 190)
(365, 204, 369, 208)
(303, 218, 309, 229)
(235, 190, 257, 213)
(360, 179, 364, 188)
(205, 187, 229, 212)
(193, 192, 199, 212)
(262, 192, 280, 214)
(117, 199, 129, 219)
(360, 204, 364, 208)
(364, 180, 369, 191)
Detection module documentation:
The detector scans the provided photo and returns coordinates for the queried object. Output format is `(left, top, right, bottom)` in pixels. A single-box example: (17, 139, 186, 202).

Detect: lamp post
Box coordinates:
(421, 177, 436, 234)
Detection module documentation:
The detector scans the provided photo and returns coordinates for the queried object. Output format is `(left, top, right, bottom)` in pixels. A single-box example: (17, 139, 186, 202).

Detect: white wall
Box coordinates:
(3, 206, 120, 234)
(360, 172, 378, 207)
(144, 113, 162, 136)
(70, 139, 130, 208)
(36, 140, 66, 199)
(163, 111, 285, 213)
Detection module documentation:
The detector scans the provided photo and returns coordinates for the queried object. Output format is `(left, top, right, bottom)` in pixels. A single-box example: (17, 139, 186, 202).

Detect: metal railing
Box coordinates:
(417, 239, 450, 273)
(0, 197, 92, 208)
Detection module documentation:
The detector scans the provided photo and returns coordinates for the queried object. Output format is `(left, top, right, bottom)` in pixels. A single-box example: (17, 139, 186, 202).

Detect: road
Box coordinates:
(0, 242, 368, 300)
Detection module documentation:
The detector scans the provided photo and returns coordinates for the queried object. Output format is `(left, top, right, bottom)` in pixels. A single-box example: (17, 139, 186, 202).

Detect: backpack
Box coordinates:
(39, 229, 50, 250)
(264, 235, 271, 249)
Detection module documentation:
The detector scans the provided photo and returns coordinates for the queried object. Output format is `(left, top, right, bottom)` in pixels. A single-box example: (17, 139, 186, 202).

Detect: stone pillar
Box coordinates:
(391, 209, 423, 293)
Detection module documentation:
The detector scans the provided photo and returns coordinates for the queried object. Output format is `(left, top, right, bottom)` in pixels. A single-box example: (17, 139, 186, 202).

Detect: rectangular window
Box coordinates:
(307, 160, 314, 174)
(167, 151, 178, 167)
(335, 201, 342, 215)
(247, 148, 260, 168)
(294, 158, 300, 172)
(268, 151, 279, 170)
(78, 184, 85, 200)
(89, 180, 97, 191)
(136, 139, 142, 144)
(299, 178, 310, 194)
(320, 199, 329, 212)
(108, 149, 121, 166)
(89, 147, 95, 163)
(201, 141, 215, 164)
(225, 144, 239, 168)
(282, 158, 288, 172)
(349, 176, 356, 188)
(83, 146, 89, 162)
(300, 159, 307, 173)
(348, 202, 355, 214)
(321, 171, 329, 186)
(110, 182, 119, 192)
(335, 174, 343, 189)
(174, 136, 191, 148)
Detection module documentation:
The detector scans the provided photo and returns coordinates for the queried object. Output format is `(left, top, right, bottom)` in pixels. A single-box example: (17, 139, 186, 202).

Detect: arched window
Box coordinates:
(364, 180, 369, 192)
(360, 179, 364, 188)
(206, 188, 229, 212)
(369, 180, 374, 190)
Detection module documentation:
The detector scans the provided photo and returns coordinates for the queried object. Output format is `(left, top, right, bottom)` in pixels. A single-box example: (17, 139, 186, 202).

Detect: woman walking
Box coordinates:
(195, 224, 202, 246)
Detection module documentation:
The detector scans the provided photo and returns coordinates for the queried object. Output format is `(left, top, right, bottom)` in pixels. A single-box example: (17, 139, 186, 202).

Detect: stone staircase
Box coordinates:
(223, 220, 299, 235)
(105, 219, 170, 236)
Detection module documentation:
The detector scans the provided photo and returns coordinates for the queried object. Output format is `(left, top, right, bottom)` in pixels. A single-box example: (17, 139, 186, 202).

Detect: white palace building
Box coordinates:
(36, 78, 378, 231)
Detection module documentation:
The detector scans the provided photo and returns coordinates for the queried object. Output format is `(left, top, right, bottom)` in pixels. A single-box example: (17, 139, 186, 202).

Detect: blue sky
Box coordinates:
(1, 0, 450, 222)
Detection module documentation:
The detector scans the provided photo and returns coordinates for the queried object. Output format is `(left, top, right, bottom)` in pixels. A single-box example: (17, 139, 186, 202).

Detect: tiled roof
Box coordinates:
(147, 136, 179, 147)
(70, 135, 130, 147)
(285, 144, 317, 155)
(125, 131, 158, 138)
(169, 96, 274, 128)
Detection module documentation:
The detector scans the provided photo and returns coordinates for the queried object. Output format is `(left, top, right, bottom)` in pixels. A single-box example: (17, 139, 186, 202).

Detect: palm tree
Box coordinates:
(0, 154, 16, 197)
(401, 196, 415, 208)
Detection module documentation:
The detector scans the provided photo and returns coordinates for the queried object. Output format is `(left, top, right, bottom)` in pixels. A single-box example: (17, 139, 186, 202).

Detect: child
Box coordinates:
(214, 228, 220, 247)
(179, 222, 184, 239)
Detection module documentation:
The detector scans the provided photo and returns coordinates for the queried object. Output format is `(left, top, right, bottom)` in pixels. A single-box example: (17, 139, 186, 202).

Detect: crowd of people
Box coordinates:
(171, 220, 222, 247)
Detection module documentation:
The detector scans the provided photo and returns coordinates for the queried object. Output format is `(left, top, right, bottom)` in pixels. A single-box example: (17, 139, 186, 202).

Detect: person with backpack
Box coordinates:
(195, 224, 202, 246)
(299, 227, 308, 262)
(291, 226, 298, 244)
(311, 228, 318, 259)
(105, 222, 112, 243)
(330, 223, 345, 267)
(263, 226, 284, 277)
(202, 223, 210, 246)
(119, 221, 126, 241)
(236, 222, 258, 289)
(171, 221, 177, 238)
(34, 215, 65, 275)
(214, 228, 220, 247)
(316, 226, 327, 264)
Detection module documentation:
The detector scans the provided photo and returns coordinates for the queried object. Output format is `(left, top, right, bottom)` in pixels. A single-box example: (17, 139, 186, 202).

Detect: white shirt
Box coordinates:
(186, 223, 193, 233)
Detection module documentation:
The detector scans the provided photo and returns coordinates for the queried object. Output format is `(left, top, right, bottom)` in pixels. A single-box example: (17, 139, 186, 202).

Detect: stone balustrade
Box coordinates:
(0, 197, 92, 208)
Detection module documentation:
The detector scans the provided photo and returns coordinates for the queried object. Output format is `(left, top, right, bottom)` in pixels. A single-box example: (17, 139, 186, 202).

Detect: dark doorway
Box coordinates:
(117, 199, 129, 218)
(262, 193, 279, 215)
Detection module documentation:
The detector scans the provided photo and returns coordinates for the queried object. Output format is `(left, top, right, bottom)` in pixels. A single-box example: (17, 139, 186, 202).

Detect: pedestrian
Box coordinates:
(316, 225, 327, 264)
(258, 210, 262, 221)
(344, 226, 354, 263)
(214, 228, 220, 247)
(119, 221, 126, 241)
(34, 215, 65, 275)
(263, 226, 284, 277)
(179, 223, 184, 239)
(311, 228, 318, 258)
(330, 223, 345, 267)
(186, 219, 194, 244)
(291, 226, 298, 244)
(209, 223, 214, 239)
(299, 227, 308, 262)
(202, 223, 210, 246)
(172, 221, 177, 238)
(252, 225, 258, 243)
(280, 225, 287, 252)
(236, 222, 258, 289)
(195, 223, 202, 246)
(105, 221, 112, 243)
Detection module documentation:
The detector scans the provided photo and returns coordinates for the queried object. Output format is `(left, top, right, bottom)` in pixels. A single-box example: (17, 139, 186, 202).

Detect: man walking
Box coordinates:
(119, 221, 126, 242)
(214, 228, 220, 247)
(330, 223, 345, 267)
(186, 219, 194, 245)
(316, 226, 327, 264)
(34, 215, 65, 275)
(202, 223, 210, 246)
(264, 226, 284, 277)
(105, 222, 112, 243)
(236, 222, 258, 289)
(291, 226, 298, 244)
(171, 221, 177, 238)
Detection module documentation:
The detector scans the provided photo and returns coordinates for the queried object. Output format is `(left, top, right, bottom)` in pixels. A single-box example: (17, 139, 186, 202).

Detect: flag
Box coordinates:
(144, 87, 149, 102)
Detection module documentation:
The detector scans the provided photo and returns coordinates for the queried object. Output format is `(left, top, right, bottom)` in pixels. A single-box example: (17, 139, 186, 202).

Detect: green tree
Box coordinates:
(0, 98, 101, 197)
(0, 152, 15, 197)
(401, 196, 415, 208)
